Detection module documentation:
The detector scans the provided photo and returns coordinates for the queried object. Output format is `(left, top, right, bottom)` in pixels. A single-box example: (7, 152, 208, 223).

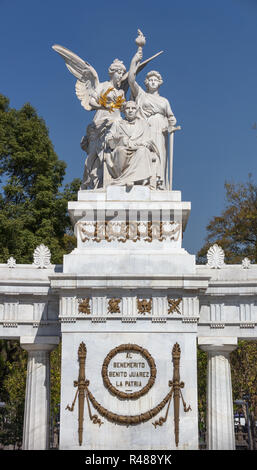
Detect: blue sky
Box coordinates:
(1, 0, 256, 255)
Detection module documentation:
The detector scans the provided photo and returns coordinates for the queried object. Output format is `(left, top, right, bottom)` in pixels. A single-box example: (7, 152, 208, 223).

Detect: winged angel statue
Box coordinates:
(52, 31, 163, 189)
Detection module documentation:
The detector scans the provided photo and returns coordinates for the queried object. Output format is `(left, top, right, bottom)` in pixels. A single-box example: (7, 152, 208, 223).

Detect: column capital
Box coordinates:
(198, 336, 237, 354)
(20, 336, 59, 353)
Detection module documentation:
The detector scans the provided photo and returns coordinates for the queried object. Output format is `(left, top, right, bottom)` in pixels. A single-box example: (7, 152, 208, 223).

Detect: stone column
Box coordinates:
(21, 337, 59, 450)
(198, 337, 237, 450)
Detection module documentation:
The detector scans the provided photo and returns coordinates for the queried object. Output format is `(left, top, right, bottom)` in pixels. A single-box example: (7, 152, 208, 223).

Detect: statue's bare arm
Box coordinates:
(128, 50, 143, 98)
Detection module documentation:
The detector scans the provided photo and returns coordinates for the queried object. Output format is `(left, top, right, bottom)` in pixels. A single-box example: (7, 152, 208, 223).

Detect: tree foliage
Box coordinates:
(198, 177, 257, 263)
(0, 94, 81, 264)
(197, 177, 257, 447)
(0, 94, 81, 447)
(50, 343, 61, 428)
(230, 340, 257, 448)
(0, 344, 27, 449)
(197, 347, 207, 433)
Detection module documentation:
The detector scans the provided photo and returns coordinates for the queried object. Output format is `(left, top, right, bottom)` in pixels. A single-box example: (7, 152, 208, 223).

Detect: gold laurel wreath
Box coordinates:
(98, 87, 126, 113)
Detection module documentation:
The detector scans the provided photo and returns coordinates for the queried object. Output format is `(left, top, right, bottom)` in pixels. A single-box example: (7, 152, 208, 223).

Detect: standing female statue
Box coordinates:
(128, 49, 178, 189)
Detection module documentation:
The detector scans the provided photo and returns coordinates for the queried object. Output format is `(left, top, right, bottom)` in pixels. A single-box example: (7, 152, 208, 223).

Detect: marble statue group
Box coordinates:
(53, 30, 180, 191)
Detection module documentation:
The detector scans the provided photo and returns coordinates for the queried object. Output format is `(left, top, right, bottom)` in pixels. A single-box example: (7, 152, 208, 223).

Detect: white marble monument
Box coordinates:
(0, 29, 256, 451)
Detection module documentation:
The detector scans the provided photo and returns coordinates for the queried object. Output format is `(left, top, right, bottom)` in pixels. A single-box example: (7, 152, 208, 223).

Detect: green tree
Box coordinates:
(197, 178, 257, 448)
(0, 94, 81, 446)
(197, 347, 207, 436)
(0, 344, 27, 449)
(0, 94, 81, 264)
(230, 340, 257, 449)
(50, 343, 61, 430)
(198, 177, 257, 263)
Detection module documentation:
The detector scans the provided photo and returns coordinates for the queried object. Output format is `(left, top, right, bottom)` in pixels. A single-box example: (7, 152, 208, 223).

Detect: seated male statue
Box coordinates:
(105, 101, 160, 189)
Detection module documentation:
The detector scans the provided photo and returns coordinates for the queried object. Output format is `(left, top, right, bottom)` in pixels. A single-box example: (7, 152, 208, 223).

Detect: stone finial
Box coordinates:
(7, 257, 16, 268)
(33, 244, 51, 268)
(242, 257, 251, 269)
(207, 244, 225, 269)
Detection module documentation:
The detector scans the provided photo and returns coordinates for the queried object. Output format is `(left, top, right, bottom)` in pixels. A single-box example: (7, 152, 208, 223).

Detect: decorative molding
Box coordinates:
(161, 221, 180, 241)
(108, 298, 121, 314)
(151, 317, 167, 323)
(77, 221, 181, 243)
(210, 323, 225, 329)
(137, 222, 150, 241)
(168, 298, 182, 314)
(78, 298, 91, 315)
(91, 317, 106, 323)
(210, 303, 224, 323)
(7, 257, 16, 268)
(137, 298, 152, 314)
(66, 341, 191, 446)
(207, 244, 225, 269)
(182, 317, 199, 323)
(106, 221, 127, 242)
(242, 257, 251, 269)
(239, 322, 255, 329)
(239, 303, 253, 323)
(33, 244, 51, 269)
(3, 322, 18, 328)
(121, 317, 137, 323)
(60, 317, 76, 323)
(4, 302, 19, 322)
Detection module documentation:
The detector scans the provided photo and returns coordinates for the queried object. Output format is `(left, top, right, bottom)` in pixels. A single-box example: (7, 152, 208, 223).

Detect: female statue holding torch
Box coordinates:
(128, 31, 180, 190)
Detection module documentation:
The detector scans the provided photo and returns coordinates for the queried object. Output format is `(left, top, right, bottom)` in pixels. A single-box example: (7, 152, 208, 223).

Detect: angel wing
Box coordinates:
(120, 50, 164, 95)
(52, 44, 100, 111)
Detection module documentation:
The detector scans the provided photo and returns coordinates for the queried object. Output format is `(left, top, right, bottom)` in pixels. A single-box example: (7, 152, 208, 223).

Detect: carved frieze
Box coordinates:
(57, 294, 200, 319)
(77, 221, 181, 243)
(106, 221, 127, 242)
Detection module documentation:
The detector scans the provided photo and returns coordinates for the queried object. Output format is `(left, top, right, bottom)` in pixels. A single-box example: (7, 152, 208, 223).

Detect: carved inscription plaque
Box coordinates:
(102, 344, 156, 399)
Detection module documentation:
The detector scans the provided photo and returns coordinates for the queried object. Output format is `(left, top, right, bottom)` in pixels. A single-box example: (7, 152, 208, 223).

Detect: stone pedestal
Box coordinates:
(50, 186, 210, 450)
(21, 336, 59, 450)
(64, 187, 194, 276)
(198, 337, 237, 450)
(57, 326, 199, 450)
